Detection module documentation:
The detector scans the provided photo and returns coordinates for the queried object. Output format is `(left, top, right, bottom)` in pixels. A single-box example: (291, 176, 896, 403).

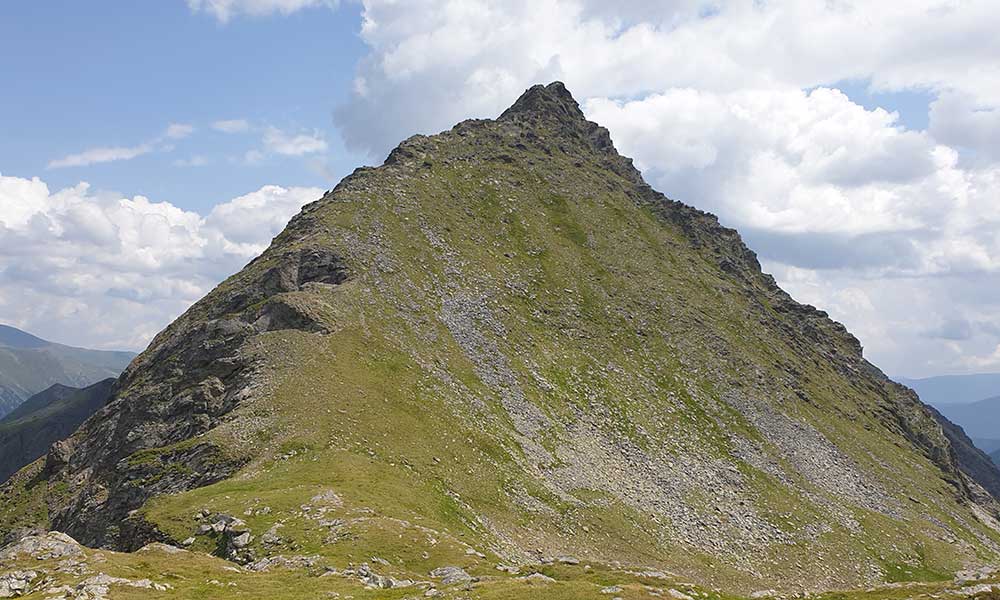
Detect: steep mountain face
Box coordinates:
(3, 83, 1000, 595)
(0, 379, 114, 483)
(0, 325, 134, 417)
(926, 404, 1000, 500)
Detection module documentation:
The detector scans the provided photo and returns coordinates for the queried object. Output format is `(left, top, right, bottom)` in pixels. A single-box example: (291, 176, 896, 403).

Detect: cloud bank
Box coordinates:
(0, 173, 322, 350)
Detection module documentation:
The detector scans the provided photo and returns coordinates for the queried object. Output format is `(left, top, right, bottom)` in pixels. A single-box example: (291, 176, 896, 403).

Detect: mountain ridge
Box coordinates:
(897, 372, 1000, 406)
(0, 324, 134, 417)
(3, 82, 1000, 596)
(0, 325, 49, 349)
(925, 403, 1000, 501)
(0, 379, 115, 483)
(935, 395, 1000, 441)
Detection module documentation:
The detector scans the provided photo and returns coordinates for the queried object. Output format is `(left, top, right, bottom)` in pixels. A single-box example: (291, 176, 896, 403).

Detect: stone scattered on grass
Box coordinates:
(522, 573, 556, 583)
(429, 566, 473, 585)
(0, 570, 37, 598)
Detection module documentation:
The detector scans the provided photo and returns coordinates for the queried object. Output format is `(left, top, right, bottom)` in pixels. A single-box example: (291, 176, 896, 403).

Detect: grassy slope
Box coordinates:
(4, 89, 1000, 597)
(136, 151, 996, 592)
(7, 540, 1000, 600)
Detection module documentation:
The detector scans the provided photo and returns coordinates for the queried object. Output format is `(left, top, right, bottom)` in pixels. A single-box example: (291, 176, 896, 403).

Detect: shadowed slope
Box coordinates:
(0, 379, 115, 483)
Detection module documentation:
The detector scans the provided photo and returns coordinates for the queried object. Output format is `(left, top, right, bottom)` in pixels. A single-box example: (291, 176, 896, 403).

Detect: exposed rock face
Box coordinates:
(927, 404, 1000, 499)
(21, 247, 349, 547)
(2, 82, 1000, 592)
(0, 531, 83, 562)
(0, 570, 36, 598)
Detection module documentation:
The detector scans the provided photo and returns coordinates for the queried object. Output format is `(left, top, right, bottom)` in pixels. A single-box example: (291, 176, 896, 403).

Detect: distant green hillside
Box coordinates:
(0, 324, 134, 417)
(0, 379, 115, 482)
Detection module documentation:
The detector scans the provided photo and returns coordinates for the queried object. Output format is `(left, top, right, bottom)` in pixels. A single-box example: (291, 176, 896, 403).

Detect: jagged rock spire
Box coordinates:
(499, 81, 587, 124)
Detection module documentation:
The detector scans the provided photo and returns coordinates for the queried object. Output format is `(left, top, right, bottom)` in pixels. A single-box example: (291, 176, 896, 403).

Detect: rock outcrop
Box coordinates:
(927, 403, 1000, 499)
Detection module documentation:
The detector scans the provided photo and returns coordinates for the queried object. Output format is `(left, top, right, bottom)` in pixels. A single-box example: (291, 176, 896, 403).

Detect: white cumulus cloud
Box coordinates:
(334, 0, 1000, 159)
(929, 92, 1000, 163)
(0, 172, 322, 350)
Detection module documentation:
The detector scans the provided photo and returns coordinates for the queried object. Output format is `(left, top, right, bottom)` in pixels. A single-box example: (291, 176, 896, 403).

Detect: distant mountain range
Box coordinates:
(896, 372, 1000, 406)
(0, 378, 115, 482)
(933, 395, 1000, 449)
(0, 324, 134, 417)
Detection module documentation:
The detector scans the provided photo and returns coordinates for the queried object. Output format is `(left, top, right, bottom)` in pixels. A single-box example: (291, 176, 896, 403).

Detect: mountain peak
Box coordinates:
(6, 82, 1000, 596)
(0, 324, 49, 349)
(495, 81, 639, 182)
(499, 81, 586, 124)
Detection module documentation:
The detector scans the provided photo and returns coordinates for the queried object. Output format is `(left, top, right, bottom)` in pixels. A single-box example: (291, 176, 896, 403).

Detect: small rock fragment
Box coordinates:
(429, 566, 473, 585)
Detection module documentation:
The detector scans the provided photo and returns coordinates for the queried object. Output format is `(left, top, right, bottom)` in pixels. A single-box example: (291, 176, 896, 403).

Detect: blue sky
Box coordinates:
(820, 80, 936, 132)
(1, 1, 366, 213)
(1, 1, 999, 378)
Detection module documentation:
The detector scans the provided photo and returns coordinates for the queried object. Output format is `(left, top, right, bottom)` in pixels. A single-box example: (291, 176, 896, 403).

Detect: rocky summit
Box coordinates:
(3, 82, 1000, 599)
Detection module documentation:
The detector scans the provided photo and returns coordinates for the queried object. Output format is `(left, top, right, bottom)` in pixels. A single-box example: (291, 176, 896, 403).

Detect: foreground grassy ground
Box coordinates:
(3, 533, 1000, 600)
